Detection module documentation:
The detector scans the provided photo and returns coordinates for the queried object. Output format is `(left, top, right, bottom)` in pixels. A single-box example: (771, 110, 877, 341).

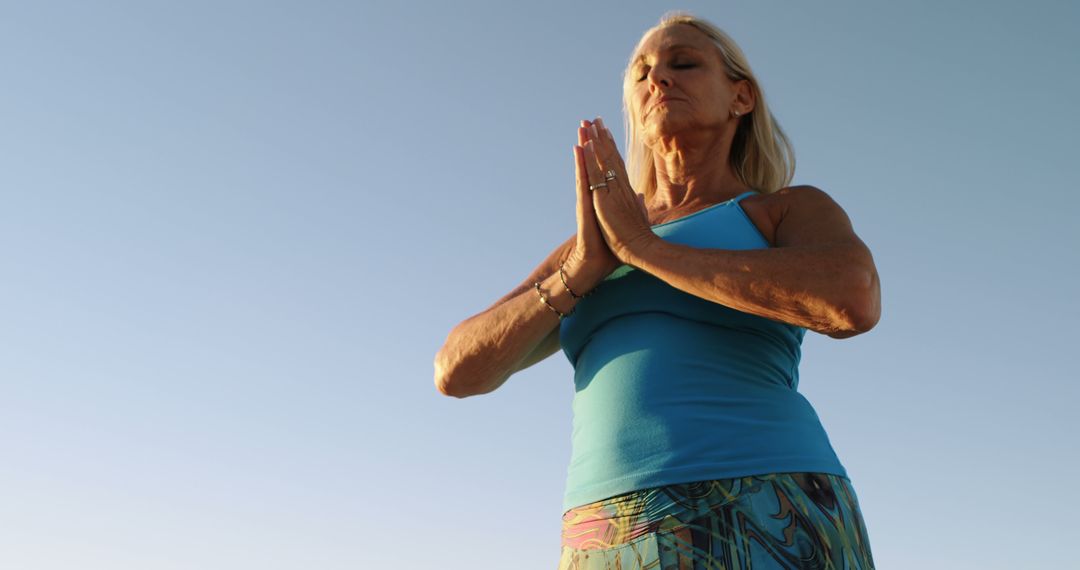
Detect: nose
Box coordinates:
(647, 67, 672, 91)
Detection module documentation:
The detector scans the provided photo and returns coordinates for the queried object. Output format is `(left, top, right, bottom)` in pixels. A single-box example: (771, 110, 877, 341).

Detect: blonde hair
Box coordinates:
(622, 12, 796, 201)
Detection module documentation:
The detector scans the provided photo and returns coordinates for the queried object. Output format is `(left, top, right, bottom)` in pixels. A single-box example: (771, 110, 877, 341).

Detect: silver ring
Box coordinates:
(589, 182, 608, 191)
(604, 170, 617, 181)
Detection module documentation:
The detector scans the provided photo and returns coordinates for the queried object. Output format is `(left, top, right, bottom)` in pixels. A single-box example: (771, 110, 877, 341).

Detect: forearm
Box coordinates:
(627, 236, 880, 336)
(435, 271, 576, 398)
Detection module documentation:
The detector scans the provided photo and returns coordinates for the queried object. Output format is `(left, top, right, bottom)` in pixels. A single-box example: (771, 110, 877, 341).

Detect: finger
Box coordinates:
(582, 141, 608, 194)
(594, 117, 614, 144)
(585, 119, 616, 167)
(591, 120, 626, 170)
(584, 139, 624, 198)
(577, 143, 603, 208)
(574, 145, 590, 200)
(574, 144, 584, 185)
(590, 122, 631, 185)
(595, 117, 611, 140)
(575, 145, 596, 231)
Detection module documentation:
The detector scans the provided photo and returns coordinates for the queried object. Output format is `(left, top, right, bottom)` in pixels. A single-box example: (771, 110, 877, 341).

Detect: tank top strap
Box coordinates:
(734, 190, 759, 203)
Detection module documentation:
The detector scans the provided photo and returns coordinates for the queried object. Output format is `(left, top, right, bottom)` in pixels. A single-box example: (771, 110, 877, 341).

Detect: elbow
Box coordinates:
(436, 381, 468, 399)
(825, 307, 877, 339)
(434, 351, 467, 398)
(435, 374, 492, 399)
(435, 370, 469, 399)
(434, 328, 471, 398)
(433, 349, 494, 399)
(434, 372, 459, 398)
(434, 321, 519, 398)
(829, 270, 881, 339)
(839, 305, 880, 337)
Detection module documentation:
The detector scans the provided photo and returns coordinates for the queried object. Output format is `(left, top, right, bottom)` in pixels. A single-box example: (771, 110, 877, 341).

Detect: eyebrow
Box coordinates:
(633, 44, 703, 65)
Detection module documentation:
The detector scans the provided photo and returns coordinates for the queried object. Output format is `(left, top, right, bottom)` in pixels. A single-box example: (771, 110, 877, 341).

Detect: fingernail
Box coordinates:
(596, 117, 605, 128)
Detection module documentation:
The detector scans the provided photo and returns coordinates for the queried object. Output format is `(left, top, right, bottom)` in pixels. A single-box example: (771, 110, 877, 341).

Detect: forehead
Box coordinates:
(634, 24, 715, 61)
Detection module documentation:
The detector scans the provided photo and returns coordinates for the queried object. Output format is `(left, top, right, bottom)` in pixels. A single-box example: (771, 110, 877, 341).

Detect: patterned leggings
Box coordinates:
(558, 473, 875, 569)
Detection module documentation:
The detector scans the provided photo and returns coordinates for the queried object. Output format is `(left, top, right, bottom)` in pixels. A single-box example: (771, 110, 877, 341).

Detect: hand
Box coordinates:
(580, 117, 655, 264)
(566, 120, 621, 292)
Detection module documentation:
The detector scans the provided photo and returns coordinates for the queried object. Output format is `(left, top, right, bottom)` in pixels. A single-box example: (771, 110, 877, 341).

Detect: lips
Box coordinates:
(646, 96, 684, 117)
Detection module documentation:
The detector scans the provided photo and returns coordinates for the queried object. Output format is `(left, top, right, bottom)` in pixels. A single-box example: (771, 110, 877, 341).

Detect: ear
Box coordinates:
(733, 79, 755, 115)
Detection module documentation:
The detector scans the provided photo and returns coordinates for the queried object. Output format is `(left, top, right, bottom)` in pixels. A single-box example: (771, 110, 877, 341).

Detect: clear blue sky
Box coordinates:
(1, 1, 1076, 568)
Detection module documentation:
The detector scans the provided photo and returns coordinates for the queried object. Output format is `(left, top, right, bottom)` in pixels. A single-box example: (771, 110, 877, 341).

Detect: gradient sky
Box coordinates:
(2, 1, 1077, 568)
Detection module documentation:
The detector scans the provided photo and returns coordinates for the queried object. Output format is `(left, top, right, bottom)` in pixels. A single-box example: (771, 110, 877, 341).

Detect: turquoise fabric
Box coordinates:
(558, 190, 847, 513)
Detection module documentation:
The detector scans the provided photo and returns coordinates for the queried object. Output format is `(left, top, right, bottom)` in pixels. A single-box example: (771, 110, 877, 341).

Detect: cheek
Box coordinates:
(631, 98, 648, 127)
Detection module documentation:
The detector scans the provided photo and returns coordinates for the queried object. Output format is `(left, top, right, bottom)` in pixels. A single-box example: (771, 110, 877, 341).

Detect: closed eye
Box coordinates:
(635, 62, 698, 82)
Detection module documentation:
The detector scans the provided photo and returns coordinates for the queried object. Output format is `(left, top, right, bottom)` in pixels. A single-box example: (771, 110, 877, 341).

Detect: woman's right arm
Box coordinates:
(433, 236, 579, 398)
(434, 120, 622, 398)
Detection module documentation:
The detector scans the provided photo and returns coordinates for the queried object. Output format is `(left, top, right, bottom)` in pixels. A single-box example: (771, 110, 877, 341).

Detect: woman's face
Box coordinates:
(629, 24, 746, 144)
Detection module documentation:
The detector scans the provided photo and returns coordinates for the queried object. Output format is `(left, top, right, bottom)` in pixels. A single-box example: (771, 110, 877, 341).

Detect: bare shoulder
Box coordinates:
(739, 185, 857, 248)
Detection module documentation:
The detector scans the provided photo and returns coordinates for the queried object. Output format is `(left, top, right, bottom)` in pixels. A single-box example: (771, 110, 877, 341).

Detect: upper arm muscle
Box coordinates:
(773, 186, 864, 249)
(773, 186, 880, 336)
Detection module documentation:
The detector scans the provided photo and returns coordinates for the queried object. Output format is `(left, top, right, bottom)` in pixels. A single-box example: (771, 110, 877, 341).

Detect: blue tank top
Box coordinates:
(558, 190, 847, 513)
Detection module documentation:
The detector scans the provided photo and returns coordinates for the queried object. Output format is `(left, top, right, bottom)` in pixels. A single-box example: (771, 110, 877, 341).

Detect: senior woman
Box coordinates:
(435, 12, 879, 570)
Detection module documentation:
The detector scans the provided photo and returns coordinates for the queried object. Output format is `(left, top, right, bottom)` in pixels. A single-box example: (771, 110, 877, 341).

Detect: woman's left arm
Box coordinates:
(579, 125, 880, 339)
(624, 186, 881, 339)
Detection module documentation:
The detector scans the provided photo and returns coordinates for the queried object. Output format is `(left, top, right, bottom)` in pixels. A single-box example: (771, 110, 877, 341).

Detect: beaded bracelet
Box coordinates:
(558, 262, 594, 300)
(534, 281, 573, 319)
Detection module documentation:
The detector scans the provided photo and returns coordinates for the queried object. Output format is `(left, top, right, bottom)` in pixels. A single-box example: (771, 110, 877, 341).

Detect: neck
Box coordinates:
(649, 132, 750, 210)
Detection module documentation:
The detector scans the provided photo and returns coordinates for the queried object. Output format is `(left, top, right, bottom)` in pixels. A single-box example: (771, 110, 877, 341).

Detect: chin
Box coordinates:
(642, 115, 695, 142)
